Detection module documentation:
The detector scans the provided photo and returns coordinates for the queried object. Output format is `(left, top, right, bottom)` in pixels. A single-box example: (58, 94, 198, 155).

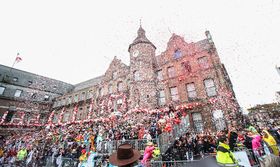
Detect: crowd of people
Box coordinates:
(0, 104, 280, 167)
(160, 124, 280, 166)
(0, 105, 184, 166)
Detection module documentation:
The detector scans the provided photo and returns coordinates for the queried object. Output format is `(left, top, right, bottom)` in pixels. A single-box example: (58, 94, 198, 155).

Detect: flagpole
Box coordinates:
(9, 53, 20, 73)
(11, 59, 16, 68)
(9, 60, 16, 74)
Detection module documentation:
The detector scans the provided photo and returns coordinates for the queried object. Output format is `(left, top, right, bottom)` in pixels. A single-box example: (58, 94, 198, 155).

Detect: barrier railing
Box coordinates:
(232, 144, 280, 167)
(148, 160, 200, 167)
(148, 156, 239, 167)
(159, 116, 189, 153)
(96, 138, 160, 155)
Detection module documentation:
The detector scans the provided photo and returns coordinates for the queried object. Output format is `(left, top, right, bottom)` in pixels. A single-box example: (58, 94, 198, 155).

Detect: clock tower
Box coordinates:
(128, 26, 158, 109)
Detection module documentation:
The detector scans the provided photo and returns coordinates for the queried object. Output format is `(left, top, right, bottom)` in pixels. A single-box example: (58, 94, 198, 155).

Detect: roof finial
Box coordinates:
(140, 19, 142, 27)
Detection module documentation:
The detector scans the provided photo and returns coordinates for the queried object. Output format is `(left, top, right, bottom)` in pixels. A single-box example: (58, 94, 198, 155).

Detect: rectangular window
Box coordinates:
(192, 113, 203, 132)
(117, 98, 123, 105)
(13, 77, 18, 82)
(74, 94, 79, 102)
(198, 56, 209, 69)
(0, 86, 5, 95)
(156, 70, 163, 81)
(204, 78, 217, 97)
(44, 95, 50, 101)
(56, 100, 61, 106)
(134, 71, 140, 81)
(170, 87, 179, 101)
(68, 96, 72, 104)
(99, 88, 103, 97)
(108, 85, 113, 94)
(158, 90, 166, 105)
(87, 90, 93, 99)
(186, 83, 197, 100)
(167, 66, 176, 78)
(14, 89, 22, 97)
(62, 98, 66, 105)
(112, 72, 117, 79)
(117, 82, 123, 92)
(80, 92, 86, 100)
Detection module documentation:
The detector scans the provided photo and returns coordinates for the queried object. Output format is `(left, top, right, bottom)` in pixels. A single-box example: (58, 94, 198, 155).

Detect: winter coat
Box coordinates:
(228, 131, 238, 151)
(216, 142, 238, 166)
(141, 145, 155, 164)
(252, 135, 262, 151)
(17, 148, 27, 161)
(263, 130, 279, 156)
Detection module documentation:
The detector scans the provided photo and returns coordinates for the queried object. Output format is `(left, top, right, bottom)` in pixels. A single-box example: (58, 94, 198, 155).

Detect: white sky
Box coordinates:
(0, 0, 280, 109)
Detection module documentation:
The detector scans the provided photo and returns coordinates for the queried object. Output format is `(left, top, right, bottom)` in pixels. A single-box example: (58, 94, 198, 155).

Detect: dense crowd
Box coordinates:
(163, 124, 280, 162)
(0, 104, 280, 167)
(0, 105, 184, 166)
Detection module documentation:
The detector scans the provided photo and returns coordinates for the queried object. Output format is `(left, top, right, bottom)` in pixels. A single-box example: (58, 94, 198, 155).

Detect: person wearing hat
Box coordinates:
(109, 143, 141, 167)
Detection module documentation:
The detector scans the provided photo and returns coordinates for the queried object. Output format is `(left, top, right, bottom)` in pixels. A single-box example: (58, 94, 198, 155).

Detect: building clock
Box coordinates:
(132, 50, 139, 57)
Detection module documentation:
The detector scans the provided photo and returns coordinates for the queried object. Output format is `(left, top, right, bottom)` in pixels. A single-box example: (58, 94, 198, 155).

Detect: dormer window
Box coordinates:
(13, 77, 18, 82)
(173, 49, 182, 59)
(14, 89, 22, 97)
(28, 81, 33, 86)
(44, 95, 50, 101)
(0, 86, 5, 95)
(31, 93, 37, 99)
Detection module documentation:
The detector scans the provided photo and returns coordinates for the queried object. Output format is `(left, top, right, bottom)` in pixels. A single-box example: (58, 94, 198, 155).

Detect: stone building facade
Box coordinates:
(0, 64, 73, 134)
(49, 26, 240, 132)
(1, 26, 240, 132)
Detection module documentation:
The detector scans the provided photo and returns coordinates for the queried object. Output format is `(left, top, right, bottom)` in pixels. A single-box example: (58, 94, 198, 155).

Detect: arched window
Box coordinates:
(173, 49, 182, 59)
(99, 88, 103, 97)
(117, 82, 124, 92)
(108, 85, 113, 94)
(133, 71, 140, 81)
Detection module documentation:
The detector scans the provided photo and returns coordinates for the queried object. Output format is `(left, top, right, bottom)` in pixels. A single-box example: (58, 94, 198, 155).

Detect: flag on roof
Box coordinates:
(15, 53, 22, 63)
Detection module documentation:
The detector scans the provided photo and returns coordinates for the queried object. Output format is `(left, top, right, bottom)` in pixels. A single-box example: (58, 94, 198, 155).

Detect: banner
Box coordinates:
(233, 151, 251, 167)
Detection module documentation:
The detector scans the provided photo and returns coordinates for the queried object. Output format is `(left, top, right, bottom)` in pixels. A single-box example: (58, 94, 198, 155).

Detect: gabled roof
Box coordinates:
(73, 75, 103, 91)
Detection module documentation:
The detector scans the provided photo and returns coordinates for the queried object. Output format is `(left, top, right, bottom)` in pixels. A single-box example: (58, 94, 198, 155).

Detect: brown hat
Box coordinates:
(109, 143, 140, 166)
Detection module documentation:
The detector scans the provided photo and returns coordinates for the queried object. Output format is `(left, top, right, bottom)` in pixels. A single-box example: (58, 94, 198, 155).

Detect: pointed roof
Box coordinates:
(128, 26, 156, 52)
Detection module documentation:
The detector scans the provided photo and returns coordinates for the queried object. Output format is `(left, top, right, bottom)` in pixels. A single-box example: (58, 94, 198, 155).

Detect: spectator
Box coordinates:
(262, 130, 279, 156)
(216, 136, 238, 166)
(260, 154, 280, 167)
(109, 143, 141, 167)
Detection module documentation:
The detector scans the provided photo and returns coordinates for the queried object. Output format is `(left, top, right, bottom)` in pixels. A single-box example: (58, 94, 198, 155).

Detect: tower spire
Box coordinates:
(128, 25, 156, 52)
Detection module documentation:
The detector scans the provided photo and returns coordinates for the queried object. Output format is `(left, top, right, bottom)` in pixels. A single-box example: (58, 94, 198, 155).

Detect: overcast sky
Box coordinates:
(0, 0, 280, 109)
